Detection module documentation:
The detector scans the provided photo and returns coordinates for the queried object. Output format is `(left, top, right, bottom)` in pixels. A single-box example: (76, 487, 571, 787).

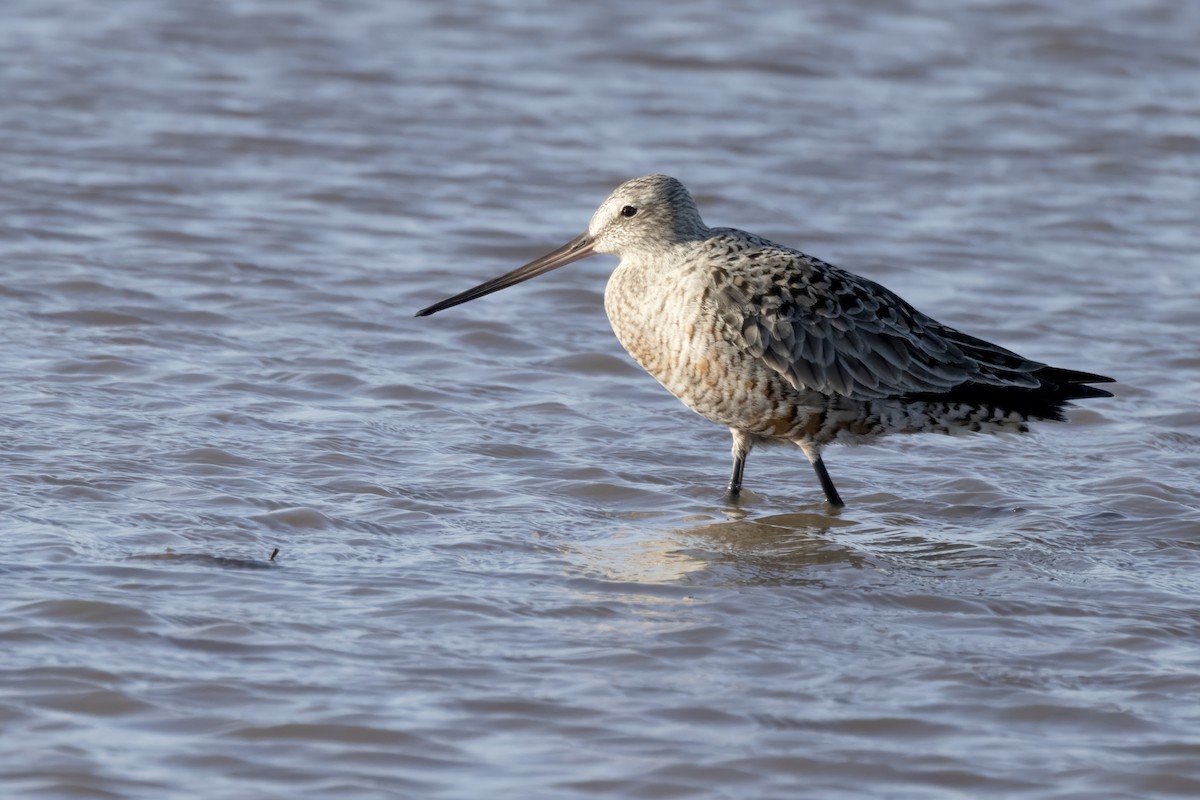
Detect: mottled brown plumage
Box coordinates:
(418, 175, 1114, 506)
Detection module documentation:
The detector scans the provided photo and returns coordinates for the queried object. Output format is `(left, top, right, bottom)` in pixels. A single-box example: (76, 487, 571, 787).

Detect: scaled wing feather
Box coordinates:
(709, 238, 1044, 401)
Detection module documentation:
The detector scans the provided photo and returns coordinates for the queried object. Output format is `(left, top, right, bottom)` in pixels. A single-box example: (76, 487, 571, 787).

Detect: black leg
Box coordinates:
(725, 453, 746, 500)
(811, 456, 845, 507)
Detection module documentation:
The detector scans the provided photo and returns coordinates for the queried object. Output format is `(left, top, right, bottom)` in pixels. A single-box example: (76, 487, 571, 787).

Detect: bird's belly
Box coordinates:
(604, 268, 813, 436)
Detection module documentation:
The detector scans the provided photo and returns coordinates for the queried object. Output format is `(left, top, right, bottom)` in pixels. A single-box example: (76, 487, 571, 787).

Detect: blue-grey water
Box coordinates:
(2, 1, 1199, 798)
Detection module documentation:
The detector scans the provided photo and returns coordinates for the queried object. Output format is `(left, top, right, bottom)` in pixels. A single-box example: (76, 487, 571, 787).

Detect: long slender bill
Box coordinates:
(415, 233, 596, 316)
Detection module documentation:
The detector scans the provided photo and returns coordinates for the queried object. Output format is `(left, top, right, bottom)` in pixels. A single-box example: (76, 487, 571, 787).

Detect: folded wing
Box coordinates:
(709, 240, 1112, 413)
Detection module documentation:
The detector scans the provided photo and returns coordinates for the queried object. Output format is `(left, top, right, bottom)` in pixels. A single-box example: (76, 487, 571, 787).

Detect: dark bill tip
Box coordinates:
(415, 233, 595, 317)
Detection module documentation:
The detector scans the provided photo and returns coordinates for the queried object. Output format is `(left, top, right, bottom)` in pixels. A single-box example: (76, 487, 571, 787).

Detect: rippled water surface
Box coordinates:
(3, 1, 1199, 797)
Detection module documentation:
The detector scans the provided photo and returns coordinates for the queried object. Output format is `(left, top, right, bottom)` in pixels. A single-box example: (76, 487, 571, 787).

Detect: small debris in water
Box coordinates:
(129, 547, 281, 570)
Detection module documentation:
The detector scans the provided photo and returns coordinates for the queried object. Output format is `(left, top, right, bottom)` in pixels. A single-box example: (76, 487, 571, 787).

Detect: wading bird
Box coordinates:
(417, 175, 1113, 507)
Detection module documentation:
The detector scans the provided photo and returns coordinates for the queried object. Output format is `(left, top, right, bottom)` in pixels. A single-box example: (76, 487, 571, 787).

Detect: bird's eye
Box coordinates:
(620, 205, 638, 218)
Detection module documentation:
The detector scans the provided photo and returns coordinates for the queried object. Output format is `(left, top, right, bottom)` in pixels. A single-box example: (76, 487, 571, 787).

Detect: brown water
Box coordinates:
(2, 1, 1199, 798)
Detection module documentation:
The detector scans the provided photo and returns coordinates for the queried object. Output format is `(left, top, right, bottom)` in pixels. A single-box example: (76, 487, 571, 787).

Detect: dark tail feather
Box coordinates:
(904, 366, 1114, 421)
(1033, 366, 1115, 400)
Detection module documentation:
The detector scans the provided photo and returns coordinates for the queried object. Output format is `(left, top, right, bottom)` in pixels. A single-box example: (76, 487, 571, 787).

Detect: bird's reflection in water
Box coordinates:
(580, 506, 864, 586)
